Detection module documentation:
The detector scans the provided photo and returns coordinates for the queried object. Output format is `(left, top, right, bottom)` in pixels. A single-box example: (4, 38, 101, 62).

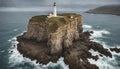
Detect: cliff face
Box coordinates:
(17, 13, 120, 69)
(23, 13, 82, 54)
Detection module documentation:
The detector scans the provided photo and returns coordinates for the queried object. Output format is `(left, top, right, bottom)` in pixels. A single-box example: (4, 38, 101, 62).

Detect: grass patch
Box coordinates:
(30, 15, 47, 23)
(59, 13, 80, 18)
(29, 13, 81, 33)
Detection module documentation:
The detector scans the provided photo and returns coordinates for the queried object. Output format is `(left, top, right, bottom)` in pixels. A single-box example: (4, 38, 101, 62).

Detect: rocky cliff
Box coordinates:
(17, 13, 120, 69)
(23, 13, 82, 55)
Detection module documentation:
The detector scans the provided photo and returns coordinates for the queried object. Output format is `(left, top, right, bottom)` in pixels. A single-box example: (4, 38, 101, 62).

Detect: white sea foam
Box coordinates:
(91, 39, 110, 49)
(8, 32, 69, 69)
(89, 49, 100, 56)
(83, 24, 110, 38)
(8, 37, 17, 42)
(88, 49, 118, 69)
(8, 37, 23, 67)
(88, 47, 120, 69)
(83, 24, 92, 29)
(109, 45, 120, 56)
(91, 30, 110, 38)
(8, 24, 120, 69)
(88, 58, 114, 69)
(84, 24, 120, 69)
(83, 24, 93, 32)
(88, 53, 120, 69)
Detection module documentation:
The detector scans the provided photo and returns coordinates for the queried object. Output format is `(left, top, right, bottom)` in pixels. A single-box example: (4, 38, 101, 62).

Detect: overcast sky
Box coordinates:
(0, 0, 120, 12)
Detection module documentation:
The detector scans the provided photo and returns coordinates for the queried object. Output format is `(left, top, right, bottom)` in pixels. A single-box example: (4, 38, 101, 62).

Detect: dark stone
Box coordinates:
(16, 14, 120, 69)
(110, 48, 120, 53)
(17, 31, 119, 69)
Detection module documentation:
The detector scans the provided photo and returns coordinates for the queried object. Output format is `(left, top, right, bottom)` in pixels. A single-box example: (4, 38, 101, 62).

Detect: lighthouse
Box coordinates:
(48, 1, 57, 18)
(53, 2, 57, 17)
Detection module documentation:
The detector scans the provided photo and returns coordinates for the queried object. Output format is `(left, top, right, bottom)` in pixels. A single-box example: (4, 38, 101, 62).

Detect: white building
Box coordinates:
(48, 2, 57, 18)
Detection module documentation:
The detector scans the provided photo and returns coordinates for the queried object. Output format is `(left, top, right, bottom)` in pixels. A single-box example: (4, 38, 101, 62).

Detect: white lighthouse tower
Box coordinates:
(53, 2, 57, 17)
(48, 1, 57, 18)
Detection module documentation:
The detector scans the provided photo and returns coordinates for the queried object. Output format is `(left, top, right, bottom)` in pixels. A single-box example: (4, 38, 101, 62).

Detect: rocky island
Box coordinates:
(17, 13, 120, 69)
(86, 5, 120, 16)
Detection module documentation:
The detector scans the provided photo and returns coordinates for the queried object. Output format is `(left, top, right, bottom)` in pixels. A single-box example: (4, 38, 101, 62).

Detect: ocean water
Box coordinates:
(0, 11, 120, 69)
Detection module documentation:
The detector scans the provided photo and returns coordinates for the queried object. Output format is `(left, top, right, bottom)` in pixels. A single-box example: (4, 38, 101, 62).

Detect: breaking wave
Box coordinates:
(8, 33, 69, 69)
(83, 24, 92, 29)
(83, 24, 120, 69)
(8, 25, 120, 69)
(83, 24, 110, 38)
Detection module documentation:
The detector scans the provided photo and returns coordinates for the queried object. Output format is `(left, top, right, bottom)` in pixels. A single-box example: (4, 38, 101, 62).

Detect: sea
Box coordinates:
(0, 11, 120, 69)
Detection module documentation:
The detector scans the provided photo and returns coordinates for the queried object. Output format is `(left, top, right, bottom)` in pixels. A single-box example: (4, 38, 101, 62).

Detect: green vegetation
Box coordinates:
(29, 13, 81, 32)
(46, 17, 66, 25)
(46, 13, 81, 32)
(30, 13, 80, 24)
(30, 15, 47, 23)
(86, 5, 120, 16)
(59, 13, 80, 18)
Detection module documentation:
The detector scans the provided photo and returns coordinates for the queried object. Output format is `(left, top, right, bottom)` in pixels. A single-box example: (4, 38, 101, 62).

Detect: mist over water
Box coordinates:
(0, 0, 120, 12)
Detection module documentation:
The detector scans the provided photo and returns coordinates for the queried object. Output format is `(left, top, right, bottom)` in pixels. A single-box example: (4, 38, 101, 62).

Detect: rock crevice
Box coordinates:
(17, 13, 120, 69)
(23, 13, 82, 54)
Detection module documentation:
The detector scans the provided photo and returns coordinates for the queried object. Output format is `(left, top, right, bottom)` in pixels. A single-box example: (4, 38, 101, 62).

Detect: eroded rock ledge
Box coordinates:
(17, 13, 120, 69)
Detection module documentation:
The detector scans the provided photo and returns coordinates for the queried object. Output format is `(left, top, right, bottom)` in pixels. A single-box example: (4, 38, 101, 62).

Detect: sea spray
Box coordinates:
(83, 24, 120, 69)
(8, 32, 69, 69)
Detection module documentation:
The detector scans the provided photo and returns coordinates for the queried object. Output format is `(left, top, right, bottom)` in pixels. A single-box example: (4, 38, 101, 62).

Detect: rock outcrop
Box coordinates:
(17, 13, 120, 69)
(110, 48, 120, 53)
(23, 13, 82, 55)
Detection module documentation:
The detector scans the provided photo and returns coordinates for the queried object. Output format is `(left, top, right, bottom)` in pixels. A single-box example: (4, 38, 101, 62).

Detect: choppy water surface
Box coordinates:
(0, 12, 120, 69)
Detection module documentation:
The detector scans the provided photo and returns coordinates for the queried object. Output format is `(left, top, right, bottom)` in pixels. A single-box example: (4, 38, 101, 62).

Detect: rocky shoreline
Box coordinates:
(17, 13, 120, 69)
(86, 5, 120, 16)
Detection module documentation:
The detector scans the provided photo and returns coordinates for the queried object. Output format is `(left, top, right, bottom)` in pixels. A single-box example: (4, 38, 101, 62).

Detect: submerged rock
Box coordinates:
(17, 13, 119, 69)
(110, 48, 120, 53)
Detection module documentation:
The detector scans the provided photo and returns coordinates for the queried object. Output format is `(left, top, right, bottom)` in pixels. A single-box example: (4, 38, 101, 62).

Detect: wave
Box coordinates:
(83, 24, 92, 29)
(8, 25, 120, 69)
(83, 24, 110, 38)
(13, 29, 18, 32)
(0, 50, 5, 53)
(83, 24, 120, 69)
(8, 32, 69, 69)
(91, 30, 110, 38)
(89, 49, 100, 56)
(88, 50, 120, 69)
